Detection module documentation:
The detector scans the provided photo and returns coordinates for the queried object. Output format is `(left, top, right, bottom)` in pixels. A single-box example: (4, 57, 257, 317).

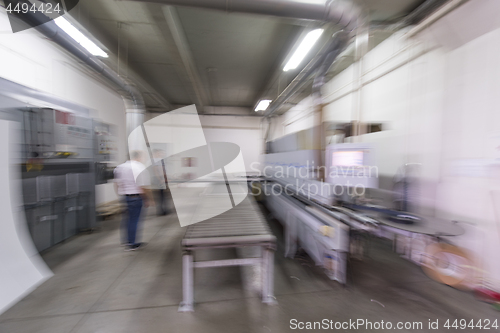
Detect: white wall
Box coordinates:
(266, 116, 285, 141)
(281, 96, 317, 135)
(0, 9, 128, 205)
(145, 112, 263, 174)
(268, 1, 500, 288)
(200, 115, 262, 174)
(432, 26, 500, 288)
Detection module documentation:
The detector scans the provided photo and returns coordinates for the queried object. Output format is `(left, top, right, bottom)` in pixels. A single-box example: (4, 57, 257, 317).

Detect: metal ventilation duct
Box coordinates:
(11, 0, 146, 137)
(264, 30, 351, 117)
(127, 0, 360, 31)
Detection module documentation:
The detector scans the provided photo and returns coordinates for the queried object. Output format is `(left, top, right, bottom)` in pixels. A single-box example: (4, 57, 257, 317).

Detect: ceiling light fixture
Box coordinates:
(283, 29, 323, 72)
(255, 100, 272, 111)
(55, 17, 108, 58)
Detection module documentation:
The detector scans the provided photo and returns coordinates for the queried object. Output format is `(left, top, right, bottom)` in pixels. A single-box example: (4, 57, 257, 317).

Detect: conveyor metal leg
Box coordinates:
(284, 225, 291, 258)
(284, 213, 297, 258)
(338, 252, 347, 285)
(261, 247, 277, 305)
(179, 251, 194, 312)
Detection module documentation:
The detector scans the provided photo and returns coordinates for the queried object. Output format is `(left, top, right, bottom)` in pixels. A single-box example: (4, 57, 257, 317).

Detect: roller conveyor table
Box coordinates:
(179, 195, 277, 312)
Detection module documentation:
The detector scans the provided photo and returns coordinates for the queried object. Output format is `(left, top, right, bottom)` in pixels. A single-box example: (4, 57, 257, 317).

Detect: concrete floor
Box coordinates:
(0, 205, 498, 333)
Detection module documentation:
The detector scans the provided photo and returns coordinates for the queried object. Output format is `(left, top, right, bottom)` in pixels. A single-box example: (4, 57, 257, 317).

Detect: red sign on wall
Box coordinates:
(55, 110, 75, 125)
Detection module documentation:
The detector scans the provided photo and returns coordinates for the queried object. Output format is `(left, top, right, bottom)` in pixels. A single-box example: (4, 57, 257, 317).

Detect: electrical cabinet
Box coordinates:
(19, 108, 116, 252)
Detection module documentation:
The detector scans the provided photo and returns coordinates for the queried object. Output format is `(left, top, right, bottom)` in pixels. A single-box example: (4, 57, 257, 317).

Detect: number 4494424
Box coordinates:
(6, 2, 63, 15)
(444, 319, 498, 330)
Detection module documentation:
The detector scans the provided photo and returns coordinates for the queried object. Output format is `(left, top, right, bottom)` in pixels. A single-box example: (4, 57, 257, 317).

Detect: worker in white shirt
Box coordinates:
(114, 151, 153, 251)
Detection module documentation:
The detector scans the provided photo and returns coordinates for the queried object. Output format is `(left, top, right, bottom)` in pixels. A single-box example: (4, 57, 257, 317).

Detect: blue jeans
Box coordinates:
(123, 196, 143, 245)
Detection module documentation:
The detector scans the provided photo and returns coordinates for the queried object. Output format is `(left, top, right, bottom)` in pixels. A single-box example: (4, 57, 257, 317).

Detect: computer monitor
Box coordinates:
(332, 150, 364, 168)
(325, 143, 378, 189)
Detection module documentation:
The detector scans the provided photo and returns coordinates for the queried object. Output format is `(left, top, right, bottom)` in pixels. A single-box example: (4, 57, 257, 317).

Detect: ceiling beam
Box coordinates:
(161, 6, 210, 112)
(143, 3, 210, 112)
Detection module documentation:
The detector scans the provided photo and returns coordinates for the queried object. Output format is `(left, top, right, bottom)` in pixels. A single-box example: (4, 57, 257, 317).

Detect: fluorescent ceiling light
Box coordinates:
(283, 29, 323, 72)
(255, 100, 272, 111)
(55, 17, 108, 58)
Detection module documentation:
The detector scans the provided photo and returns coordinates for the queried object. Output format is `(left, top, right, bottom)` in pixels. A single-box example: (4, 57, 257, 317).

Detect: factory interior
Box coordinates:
(1, 0, 500, 332)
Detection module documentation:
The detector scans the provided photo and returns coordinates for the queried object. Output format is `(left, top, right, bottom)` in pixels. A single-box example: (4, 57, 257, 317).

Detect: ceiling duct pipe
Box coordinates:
(370, 0, 450, 32)
(11, 1, 146, 138)
(312, 31, 350, 108)
(262, 29, 351, 117)
(311, 30, 350, 178)
(126, 0, 360, 31)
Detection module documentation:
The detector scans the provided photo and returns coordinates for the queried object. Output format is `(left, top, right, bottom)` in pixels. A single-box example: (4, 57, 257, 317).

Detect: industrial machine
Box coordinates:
(261, 131, 469, 287)
(261, 134, 355, 284)
(325, 143, 378, 193)
(0, 78, 116, 253)
(20, 108, 117, 251)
